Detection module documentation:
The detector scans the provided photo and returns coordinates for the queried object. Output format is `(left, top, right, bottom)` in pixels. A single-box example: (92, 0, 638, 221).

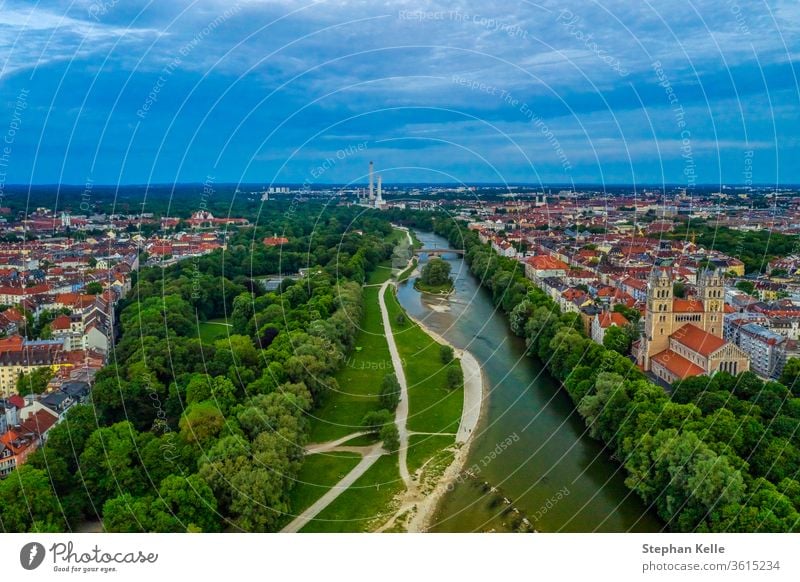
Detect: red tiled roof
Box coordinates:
(51, 315, 71, 330)
(671, 323, 726, 356)
(8, 394, 25, 408)
(562, 288, 587, 301)
(651, 349, 706, 379)
(526, 256, 569, 271)
(673, 299, 704, 313)
(20, 410, 58, 436)
(1, 308, 23, 322)
(263, 237, 289, 246)
(598, 312, 629, 328)
(0, 335, 24, 352)
(622, 277, 647, 291)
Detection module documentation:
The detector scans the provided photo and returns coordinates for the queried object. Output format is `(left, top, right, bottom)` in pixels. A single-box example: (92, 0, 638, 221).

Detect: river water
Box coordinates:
(396, 231, 662, 532)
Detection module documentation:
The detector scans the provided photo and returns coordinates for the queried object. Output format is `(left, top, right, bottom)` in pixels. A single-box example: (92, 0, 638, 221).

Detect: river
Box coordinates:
(396, 230, 662, 532)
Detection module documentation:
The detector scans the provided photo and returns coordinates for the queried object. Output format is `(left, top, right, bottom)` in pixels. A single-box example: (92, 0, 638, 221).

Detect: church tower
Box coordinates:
(640, 268, 673, 370)
(698, 269, 723, 336)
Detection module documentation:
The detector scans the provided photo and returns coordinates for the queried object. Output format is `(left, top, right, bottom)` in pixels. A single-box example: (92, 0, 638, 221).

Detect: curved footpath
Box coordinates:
(379, 278, 414, 491)
(284, 228, 486, 533)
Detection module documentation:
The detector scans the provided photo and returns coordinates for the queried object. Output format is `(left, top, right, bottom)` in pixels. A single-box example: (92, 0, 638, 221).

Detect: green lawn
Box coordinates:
(197, 318, 232, 343)
(384, 287, 464, 433)
(386, 228, 405, 246)
(414, 279, 454, 294)
(308, 286, 391, 443)
(342, 433, 380, 446)
(407, 434, 455, 475)
(285, 452, 362, 520)
(366, 259, 395, 285)
(300, 454, 402, 532)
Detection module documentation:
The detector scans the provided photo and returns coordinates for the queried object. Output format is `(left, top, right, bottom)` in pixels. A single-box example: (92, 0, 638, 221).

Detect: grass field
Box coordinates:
(307, 248, 402, 444)
(342, 433, 380, 446)
(366, 259, 395, 285)
(407, 434, 455, 475)
(384, 287, 463, 434)
(414, 279, 454, 294)
(285, 452, 362, 521)
(197, 318, 233, 343)
(308, 285, 391, 442)
(300, 454, 402, 532)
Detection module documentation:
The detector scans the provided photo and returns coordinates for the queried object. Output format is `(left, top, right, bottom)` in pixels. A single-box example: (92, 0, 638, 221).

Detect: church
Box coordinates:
(637, 268, 749, 384)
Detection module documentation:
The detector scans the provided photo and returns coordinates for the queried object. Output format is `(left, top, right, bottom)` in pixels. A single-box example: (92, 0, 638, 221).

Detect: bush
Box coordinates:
(361, 409, 394, 432)
(395, 313, 406, 325)
(440, 344, 454, 364)
(446, 365, 462, 389)
(380, 423, 400, 452)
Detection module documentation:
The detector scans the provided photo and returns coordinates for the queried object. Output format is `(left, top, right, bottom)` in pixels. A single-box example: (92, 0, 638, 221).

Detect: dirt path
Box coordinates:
(305, 432, 370, 454)
(378, 278, 414, 493)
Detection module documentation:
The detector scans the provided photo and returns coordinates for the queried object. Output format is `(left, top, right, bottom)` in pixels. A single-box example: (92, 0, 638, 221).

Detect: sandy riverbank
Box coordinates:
(400, 298, 487, 532)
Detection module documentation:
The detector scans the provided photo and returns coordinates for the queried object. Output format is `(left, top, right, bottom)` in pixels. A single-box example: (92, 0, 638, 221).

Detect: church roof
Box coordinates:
(651, 349, 706, 379)
(673, 299, 704, 313)
(671, 323, 726, 356)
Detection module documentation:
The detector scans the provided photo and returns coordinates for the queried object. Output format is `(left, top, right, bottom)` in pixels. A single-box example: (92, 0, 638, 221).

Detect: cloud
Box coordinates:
(0, 0, 796, 184)
(0, 2, 162, 78)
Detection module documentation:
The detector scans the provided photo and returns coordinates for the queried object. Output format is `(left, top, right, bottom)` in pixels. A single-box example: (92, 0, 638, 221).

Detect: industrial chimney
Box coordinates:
(369, 161, 374, 200)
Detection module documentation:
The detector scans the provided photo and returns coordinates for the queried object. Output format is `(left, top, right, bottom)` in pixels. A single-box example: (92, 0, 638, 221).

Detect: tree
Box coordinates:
(779, 357, 800, 395)
(673, 281, 686, 298)
(446, 365, 462, 389)
(736, 280, 756, 296)
(380, 423, 399, 452)
(419, 257, 452, 287)
(79, 421, 147, 506)
(439, 344, 454, 364)
(16, 366, 54, 395)
(0, 465, 65, 532)
(179, 402, 225, 445)
(152, 474, 220, 532)
(379, 373, 401, 411)
(86, 282, 104, 294)
(361, 409, 393, 431)
(603, 325, 632, 355)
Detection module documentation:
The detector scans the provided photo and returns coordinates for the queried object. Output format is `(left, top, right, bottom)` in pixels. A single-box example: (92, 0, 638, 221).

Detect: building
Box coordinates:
(591, 311, 630, 345)
(524, 255, 569, 282)
(0, 338, 68, 397)
(732, 323, 786, 379)
(637, 268, 749, 383)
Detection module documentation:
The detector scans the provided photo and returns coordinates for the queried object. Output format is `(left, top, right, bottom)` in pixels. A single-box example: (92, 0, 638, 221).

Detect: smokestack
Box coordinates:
(377, 175, 382, 204)
(369, 161, 374, 200)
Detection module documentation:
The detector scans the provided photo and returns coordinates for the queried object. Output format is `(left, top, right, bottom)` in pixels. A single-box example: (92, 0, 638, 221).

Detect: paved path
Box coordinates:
(305, 432, 370, 454)
(378, 278, 413, 491)
(281, 442, 385, 533)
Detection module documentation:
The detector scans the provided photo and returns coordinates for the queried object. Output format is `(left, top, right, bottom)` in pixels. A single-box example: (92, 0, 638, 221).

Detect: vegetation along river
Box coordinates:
(396, 230, 662, 532)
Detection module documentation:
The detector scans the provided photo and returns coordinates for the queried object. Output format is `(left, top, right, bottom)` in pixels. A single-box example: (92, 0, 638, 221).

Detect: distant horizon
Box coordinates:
(5, 182, 799, 189)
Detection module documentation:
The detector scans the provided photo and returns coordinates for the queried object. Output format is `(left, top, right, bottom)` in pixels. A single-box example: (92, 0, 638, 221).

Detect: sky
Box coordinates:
(0, 0, 798, 187)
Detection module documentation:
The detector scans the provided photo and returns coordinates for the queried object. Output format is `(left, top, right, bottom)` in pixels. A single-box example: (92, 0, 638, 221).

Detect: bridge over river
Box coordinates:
(413, 247, 465, 257)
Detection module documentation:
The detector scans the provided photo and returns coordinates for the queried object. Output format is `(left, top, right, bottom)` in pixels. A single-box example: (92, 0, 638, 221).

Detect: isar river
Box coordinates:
(397, 231, 662, 532)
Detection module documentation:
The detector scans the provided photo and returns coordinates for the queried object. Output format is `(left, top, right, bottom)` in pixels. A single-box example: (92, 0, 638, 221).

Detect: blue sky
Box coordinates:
(0, 0, 798, 186)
